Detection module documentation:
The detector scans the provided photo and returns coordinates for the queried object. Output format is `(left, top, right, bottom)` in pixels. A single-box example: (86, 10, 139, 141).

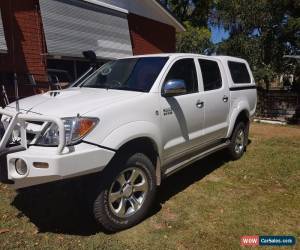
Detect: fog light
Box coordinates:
(15, 159, 28, 175)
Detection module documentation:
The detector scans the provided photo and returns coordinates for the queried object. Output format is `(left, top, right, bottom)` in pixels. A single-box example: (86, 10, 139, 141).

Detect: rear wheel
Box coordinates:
(227, 122, 247, 160)
(92, 153, 156, 232)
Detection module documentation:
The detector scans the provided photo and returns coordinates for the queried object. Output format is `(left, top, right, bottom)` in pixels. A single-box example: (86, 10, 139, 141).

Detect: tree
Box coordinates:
(214, 0, 300, 81)
(160, 0, 214, 54)
(160, 0, 213, 27)
(176, 21, 213, 54)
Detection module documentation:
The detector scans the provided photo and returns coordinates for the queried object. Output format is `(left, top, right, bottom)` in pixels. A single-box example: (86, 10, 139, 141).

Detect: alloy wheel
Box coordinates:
(108, 167, 148, 218)
(234, 129, 245, 154)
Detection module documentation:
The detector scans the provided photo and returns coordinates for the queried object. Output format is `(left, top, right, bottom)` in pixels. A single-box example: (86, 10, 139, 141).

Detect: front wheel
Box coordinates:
(227, 122, 248, 160)
(92, 153, 156, 232)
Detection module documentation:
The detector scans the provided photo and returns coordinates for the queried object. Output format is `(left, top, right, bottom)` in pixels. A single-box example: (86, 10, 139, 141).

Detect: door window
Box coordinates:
(199, 59, 222, 91)
(164, 59, 198, 94)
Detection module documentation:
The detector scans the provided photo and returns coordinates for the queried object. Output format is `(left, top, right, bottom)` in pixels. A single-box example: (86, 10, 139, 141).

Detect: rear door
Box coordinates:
(197, 58, 230, 143)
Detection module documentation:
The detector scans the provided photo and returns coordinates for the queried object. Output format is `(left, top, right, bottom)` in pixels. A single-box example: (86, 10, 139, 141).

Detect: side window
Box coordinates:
(228, 61, 251, 84)
(199, 59, 222, 91)
(164, 58, 198, 94)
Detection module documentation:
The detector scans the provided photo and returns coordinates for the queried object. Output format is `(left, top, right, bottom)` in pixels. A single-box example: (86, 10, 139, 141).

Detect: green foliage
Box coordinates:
(214, 0, 300, 81)
(160, 0, 214, 27)
(176, 22, 213, 54)
(159, 1, 214, 54)
(161, 0, 299, 83)
(218, 34, 261, 66)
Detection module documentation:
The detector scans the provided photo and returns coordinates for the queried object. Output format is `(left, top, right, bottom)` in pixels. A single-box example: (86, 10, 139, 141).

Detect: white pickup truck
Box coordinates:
(0, 53, 257, 231)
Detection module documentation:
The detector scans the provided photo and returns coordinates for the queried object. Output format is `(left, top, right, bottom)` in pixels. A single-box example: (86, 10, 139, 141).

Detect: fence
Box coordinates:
(256, 88, 300, 123)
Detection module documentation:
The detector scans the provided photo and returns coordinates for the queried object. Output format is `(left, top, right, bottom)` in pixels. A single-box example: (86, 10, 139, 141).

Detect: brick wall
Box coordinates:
(0, 0, 47, 91)
(128, 13, 176, 55)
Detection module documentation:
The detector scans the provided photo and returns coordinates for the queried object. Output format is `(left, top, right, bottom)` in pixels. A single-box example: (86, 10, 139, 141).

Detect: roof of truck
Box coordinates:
(122, 53, 248, 63)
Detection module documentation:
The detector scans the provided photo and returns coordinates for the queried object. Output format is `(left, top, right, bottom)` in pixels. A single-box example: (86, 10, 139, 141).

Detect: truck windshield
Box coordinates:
(80, 57, 169, 92)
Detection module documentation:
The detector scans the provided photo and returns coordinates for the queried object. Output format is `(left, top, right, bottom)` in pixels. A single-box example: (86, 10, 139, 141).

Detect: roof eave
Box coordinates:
(151, 0, 186, 32)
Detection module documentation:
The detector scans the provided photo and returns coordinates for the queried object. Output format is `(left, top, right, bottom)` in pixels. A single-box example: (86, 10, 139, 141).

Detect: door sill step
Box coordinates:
(164, 141, 230, 177)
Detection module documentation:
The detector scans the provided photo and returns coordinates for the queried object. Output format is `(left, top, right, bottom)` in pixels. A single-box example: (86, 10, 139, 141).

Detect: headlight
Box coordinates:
(36, 117, 98, 146)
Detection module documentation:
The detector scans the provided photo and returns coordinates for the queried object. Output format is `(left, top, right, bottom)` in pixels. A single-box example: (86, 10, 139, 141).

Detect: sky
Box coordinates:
(210, 26, 230, 44)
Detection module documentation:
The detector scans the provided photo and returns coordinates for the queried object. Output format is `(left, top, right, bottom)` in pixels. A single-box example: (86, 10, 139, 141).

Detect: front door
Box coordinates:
(160, 58, 204, 165)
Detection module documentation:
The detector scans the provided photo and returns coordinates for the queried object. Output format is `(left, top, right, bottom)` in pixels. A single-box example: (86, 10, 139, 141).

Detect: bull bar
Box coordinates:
(0, 108, 66, 155)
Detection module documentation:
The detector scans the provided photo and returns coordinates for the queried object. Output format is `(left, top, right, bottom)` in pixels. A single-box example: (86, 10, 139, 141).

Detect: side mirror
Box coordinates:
(162, 79, 187, 97)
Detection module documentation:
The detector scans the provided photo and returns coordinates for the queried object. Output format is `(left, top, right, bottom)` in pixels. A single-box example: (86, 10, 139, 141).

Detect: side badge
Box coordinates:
(163, 108, 173, 116)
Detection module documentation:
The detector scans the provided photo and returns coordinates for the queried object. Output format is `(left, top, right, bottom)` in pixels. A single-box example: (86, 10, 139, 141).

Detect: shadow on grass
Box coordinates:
(151, 150, 230, 214)
(11, 150, 231, 236)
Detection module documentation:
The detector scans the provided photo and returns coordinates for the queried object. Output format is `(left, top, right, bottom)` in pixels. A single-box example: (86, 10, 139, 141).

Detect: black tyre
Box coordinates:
(93, 152, 156, 232)
(227, 121, 248, 160)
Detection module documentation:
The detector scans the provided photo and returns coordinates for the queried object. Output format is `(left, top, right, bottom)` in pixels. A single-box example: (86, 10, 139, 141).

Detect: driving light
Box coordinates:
(15, 159, 28, 175)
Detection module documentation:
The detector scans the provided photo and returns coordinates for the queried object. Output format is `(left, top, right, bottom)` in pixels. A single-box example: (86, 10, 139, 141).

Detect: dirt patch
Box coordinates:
(204, 174, 222, 183)
(162, 207, 178, 222)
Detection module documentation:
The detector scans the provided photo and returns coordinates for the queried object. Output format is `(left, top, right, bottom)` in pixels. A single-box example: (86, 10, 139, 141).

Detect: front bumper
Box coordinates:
(3, 143, 115, 189)
(0, 108, 115, 189)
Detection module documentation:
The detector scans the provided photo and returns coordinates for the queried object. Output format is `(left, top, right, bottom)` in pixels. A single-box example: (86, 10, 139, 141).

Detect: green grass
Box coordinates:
(0, 123, 299, 249)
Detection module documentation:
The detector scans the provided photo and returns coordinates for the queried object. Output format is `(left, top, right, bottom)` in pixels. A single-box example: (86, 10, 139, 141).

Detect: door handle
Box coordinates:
(196, 100, 204, 108)
(223, 95, 229, 102)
